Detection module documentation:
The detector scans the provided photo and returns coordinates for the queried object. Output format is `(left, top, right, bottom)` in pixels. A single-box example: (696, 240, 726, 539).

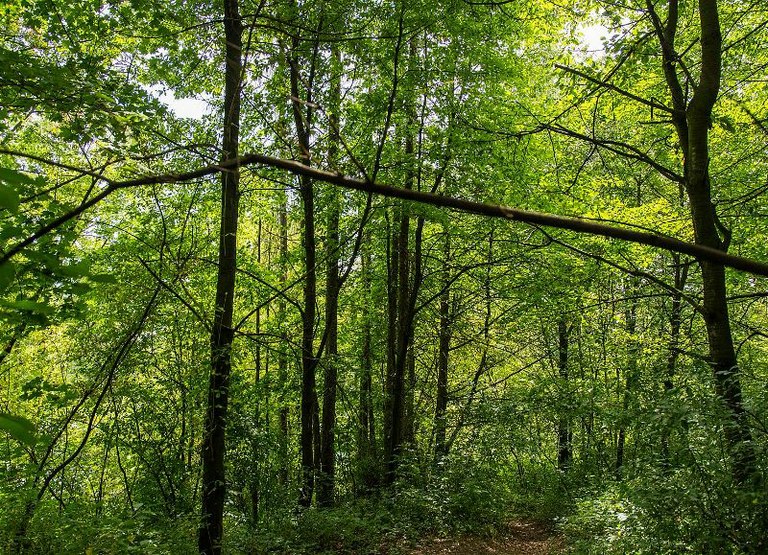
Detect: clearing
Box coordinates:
(406, 520, 565, 555)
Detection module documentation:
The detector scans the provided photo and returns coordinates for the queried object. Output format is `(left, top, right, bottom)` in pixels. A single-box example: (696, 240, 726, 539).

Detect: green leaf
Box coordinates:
(0, 299, 56, 314)
(0, 168, 36, 212)
(0, 168, 35, 186)
(0, 262, 14, 292)
(88, 273, 118, 284)
(20, 377, 44, 401)
(56, 260, 92, 278)
(0, 413, 36, 445)
(0, 185, 19, 212)
(0, 224, 22, 243)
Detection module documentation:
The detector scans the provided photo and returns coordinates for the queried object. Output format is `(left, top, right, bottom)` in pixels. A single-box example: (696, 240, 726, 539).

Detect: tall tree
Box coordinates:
(557, 318, 572, 471)
(289, 28, 320, 507)
(198, 0, 242, 551)
(647, 0, 756, 483)
(357, 232, 378, 492)
(433, 233, 451, 462)
(318, 41, 342, 508)
(615, 278, 638, 478)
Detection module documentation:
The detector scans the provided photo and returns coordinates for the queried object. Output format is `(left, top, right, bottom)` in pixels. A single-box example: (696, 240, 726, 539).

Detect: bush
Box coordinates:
(559, 469, 768, 555)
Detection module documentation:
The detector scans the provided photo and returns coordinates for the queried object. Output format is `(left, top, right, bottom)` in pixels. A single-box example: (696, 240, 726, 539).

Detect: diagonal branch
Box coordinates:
(3, 151, 768, 277)
(555, 64, 673, 114)
(544, 123, 684, 183)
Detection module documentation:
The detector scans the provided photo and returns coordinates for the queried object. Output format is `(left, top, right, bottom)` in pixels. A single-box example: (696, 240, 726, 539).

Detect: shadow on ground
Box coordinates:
(405, 520, 564, 555)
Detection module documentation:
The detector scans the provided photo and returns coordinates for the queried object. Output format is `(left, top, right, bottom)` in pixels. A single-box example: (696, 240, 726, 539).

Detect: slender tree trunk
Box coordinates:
(661, 255, 686, 467)
(615, 280, 637, 479)
(383, 216, 399, 478)
(403, 348, 416, 446)
(277, 191, 289, 486)
(198, 0, 241, 551)
(384, 39, 420, 480)
(250, 219, 263, 526)
(394, 212, 425, 462)
(298, 174, 317, 507)
(318, 44, 342, 506)
(357, 233, 378, 493)
(557, 318, 572, 471)
(298, 181, 318, 508)
(433, 234, 451, 462)
(385, 199, 410, 481)
(317, 211, 339, 506)
(290, 34, 319, 506)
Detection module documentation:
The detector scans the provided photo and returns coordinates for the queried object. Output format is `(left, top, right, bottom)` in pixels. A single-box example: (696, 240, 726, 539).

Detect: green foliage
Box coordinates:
(0, 412, 36, 445)
(562, 471, 768, 555)
(242, 461, 517, 555)
(0, 497, 197, 555)
(1, 0, 767, 553)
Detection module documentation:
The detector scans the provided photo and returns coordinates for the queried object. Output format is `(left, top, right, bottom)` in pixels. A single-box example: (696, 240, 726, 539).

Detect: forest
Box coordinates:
(1, 0, 767, 553)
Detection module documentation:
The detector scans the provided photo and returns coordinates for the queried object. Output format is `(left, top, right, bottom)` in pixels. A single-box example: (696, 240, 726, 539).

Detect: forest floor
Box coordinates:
(403, 519, 566, 555)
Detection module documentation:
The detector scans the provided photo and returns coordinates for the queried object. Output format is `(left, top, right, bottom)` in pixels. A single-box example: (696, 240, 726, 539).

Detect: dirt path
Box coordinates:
(406, 520, 565, 555)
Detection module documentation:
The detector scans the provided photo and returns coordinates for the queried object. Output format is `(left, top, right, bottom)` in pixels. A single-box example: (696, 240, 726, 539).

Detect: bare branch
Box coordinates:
(544, 123, 684, 183)
(555, 64, 673, 114)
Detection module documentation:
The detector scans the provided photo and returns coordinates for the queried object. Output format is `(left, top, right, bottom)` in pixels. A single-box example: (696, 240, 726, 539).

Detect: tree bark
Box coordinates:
(384, 38, 421, 481)
(51, 150, 768, 278)
(385, 203, 410, 481)
(250, 219, 263, 527)
(661, 255, 687, 467)
(357, 233, 378, 492)
(298, 173, 317, 508)
(198, 0, 241, 551)
(652, 0, 757, 483)
(403, 348, 416, 446)
(433, 234, 451, 462)
(557, 318, 572, 471)
(289, 33, 319, 507)
(317, 44, 342, 507)
(615, 279, 638, 479)
(277, 191, 289, 486)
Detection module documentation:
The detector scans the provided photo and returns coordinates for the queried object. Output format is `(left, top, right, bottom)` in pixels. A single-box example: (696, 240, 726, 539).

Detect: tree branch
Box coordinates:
(555, 63, 673, 114)
(3, 151, 768, 277)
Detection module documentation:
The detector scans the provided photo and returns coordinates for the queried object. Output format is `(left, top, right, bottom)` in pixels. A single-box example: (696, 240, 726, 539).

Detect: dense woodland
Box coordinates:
(1, 0, 768, 553)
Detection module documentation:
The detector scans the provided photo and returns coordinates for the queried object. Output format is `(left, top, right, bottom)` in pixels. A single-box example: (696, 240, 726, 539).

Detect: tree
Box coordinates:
(198, 0, 242, 551)
(549, 0, 760, 484)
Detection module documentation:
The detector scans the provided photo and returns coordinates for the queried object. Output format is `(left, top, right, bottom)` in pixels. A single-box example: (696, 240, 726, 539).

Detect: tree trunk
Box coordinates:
(653, 0, 757, 483)
(317, 215, 339, 506)
(615, 279, 637, 479)
(557, 318, 572, 471)
(384, 39, 420, 480)
(383, 214, 399, 480)
(385, 215, 409, 480)
(317, 45, 342, 506)
(404, 349, 416, 445)
(250, 219, 263, 527)
(198, 0, 241, 551)
(434, 234, 451, 462)
(277, 191, 289, 486)
(298, 174, 317, 507)
(289, 34, 319, 507)
(358, 234, 378, 492)
(661, 255, 686, 467)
